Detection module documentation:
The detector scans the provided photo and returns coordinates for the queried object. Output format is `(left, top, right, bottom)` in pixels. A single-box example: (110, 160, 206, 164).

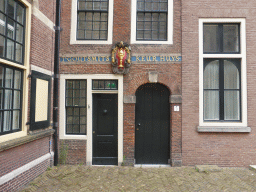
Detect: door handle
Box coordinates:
(138, 123, 141, 126)
(93, 131, 95, 134)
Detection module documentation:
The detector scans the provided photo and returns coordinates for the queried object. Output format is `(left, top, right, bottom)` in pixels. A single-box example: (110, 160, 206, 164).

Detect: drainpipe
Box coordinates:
(53, 0, 61, 166)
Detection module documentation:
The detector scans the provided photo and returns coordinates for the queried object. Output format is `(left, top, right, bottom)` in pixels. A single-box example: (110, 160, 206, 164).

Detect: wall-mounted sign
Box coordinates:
(60, 55, 181, 63)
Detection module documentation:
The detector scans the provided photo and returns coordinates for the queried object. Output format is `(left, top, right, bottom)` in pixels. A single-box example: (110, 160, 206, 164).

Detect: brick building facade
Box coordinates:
(0, 0, 56, 191)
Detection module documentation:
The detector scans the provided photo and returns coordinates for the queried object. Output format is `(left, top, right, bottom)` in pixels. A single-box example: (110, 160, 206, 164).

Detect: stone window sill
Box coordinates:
(197, 126, 251, 133)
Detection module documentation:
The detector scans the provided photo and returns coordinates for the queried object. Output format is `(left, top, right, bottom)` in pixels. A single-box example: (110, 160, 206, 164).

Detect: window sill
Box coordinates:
(197, 126, 251, 133)
(0, 129, 55, 152)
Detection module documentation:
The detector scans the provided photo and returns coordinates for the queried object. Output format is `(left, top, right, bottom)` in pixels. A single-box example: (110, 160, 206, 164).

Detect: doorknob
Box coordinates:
(138, 123, 141, 126)
(93, 131, 95, 134)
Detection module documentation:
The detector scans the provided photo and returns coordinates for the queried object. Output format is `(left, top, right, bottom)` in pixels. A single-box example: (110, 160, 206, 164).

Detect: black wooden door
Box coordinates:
(93, 94, 118, 165)
(135, 83, 170, 164)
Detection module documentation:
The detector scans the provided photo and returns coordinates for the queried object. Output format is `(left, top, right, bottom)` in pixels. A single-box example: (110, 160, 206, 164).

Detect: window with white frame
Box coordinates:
(0, 0, 26, 136)
(70, 0, 113, 44)
(131, 0, 173, 44)
(199, 19, 247, 127)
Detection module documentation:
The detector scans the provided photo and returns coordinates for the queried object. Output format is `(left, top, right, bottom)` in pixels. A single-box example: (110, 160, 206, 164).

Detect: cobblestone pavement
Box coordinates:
(22, 165, 256, 192)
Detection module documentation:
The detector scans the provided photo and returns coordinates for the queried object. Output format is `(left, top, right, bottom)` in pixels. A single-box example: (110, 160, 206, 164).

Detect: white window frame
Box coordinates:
(199, 18, 247, 128)
(70, 0, 114, 45)
(59, 74, 123, 165)
(130, 0, 173, 44)
(0, 0, 31, 143)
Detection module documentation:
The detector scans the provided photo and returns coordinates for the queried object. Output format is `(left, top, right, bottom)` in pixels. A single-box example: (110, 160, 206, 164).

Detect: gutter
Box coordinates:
(53, 0, 61, 166)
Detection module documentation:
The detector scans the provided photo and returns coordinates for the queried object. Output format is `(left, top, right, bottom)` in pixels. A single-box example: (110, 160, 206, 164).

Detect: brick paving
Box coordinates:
(21, 165, 256, 191)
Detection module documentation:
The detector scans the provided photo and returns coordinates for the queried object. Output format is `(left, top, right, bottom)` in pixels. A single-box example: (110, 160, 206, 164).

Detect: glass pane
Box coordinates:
(100, 30, 107, 40)
(99, 80, 104, 89)
(144, 31, 151, 39)
(80, 125, 86, 134)
(0, 0, 5, 12)
(16, 4, 24, 24)
(0, 13, 6, 35)
(4, 90, 12, 109)
(74, 89, 80, 97)
(0, 89, 2, 109)
(66, 125, 73, 134)
(92, 30, 99, 39)
(101, 2, 108, 10)
(204, 90, 219, 120)
(93, 21, 100, 30)
(12, 110, 19, 130)
(66, 98, 72, 106)
(160, 3, 167, 11)
(145, 13, 151, 21)
(80, 98, 85, 106)
(85, 30, 92, 39)
(67, 116, 72, 124)
(80, 89, 86, 97)
(105, 80, 111, 89)
(152, 3, 158, 11)
(80, 80, 86, 89)
(78, 12, 85, 20)
(86, 22, 92, 30)
(0, 65, 3, 87)
(145, 2, 151, 11)
(14, 70, 21, 89)
(74, 81, 80, 89)
(224, 91, 240, 120)
(74, 108, 79, 115)
(67, 107, 73, 115)
(3, 111, 11, 131)
(7, 0, 15, 19)
(73, 97, 79, 105)
(80, 108, 86, 115)
(137, 2, 144, 10)
(223, 24, 239, 53)
(73, 125, 79, 133)
(203, 24, 219, 53)
(204, 60, 219, 89)
(78, 21, 85, 29)
(159, 13, 166, 21)
(101, 21, 107, 30)
(67, 90, 72, 97)
(15, 43, 22, 63)
(224, 60, 239, 89)
(137, 22, 143, 30)
(85, 2, 93, 10)
(0, 35, 5, 57)
(66, 80, 73, 89)
(80, 116, 86, 124)
(73, 116, 79, 124)
(78, 1, 85, 10)
(145, 22, 151, 30)
(110, 81, 117, 89)
(93, 2, 100, 9)
(5, 67, 13, 88)
(93, 13, 100, 21)
(13, 90, 20, 109)
(77, 29, 85, 38)
(6, 39, 14, 60)
(137, 31, 143, 39)
(137, 13, 144, 21)
(7, 18, 14, 39)
(101, 13, 107, 21)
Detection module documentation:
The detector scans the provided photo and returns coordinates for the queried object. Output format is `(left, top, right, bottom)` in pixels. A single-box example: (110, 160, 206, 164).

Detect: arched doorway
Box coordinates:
(135, 83, 170, 164)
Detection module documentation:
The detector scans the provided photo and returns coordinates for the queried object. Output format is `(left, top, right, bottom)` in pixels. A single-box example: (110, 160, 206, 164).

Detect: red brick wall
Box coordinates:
(182, 0, 256, 167)
(38, 0, 56, 23)
(59, 0, 182, 166)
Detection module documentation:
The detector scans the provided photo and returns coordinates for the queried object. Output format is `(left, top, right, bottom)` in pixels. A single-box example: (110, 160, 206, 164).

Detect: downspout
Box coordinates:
(53, 0, 61, 166)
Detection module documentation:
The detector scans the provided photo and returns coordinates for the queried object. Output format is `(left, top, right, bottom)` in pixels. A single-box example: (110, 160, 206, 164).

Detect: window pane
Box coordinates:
(0, 35, 5, 57)
(0, 89, 2, 109)
(204, 60, 219, 89)
(224, 60, 239, 89)
(224, 91, 240, 120)
(204, 90, 219, 120)
(223, 24, 239, 53)
(0, 13, 6, 35)
(13, 90, 20, 109)
(66, 80, 73, 89)
(67, 108, 73, 115)
(15, 43, 22, 63)
(80, 116, 86, 124)
(3, 111, 11, 131)
(0, 0, 5, 12)
(66, 125, 73, 134)
(0, 65, 3, 88)
(203, 24, 220, 53)
(6, 39, 14, 60)
(4, 90, 12, 109)
(16, 3, 25, 24)
(14, 70, 21, 89)
(101, 13, 107, 21)
(73, 125, 79, 133)
(7, 0, 15, 19)
(78, 1, 86, 10)
(12, 110, 19, 130)
(80, 125, 86, 134)
(7, 18, 15, 39)
(5, 68, 13, 88)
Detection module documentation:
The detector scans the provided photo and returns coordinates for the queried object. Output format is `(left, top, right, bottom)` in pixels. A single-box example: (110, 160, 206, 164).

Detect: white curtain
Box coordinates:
(204, 60, 219, 120)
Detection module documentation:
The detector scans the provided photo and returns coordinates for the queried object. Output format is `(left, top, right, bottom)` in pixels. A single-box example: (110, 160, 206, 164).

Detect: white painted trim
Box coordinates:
(31, 65, 53, 76)
(130, 0, 173, 44)
(134, 164, 171, 168)
(59, 74, 123, 165)
(199, 18, 247, 127)
(70, 0, 113, 44)
(0, 152, 54, 185)
(32, 7, 55, 31)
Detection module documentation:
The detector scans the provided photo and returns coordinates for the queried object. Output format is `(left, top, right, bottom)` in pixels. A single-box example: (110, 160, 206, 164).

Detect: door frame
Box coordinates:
(59, 74, 123, 165)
